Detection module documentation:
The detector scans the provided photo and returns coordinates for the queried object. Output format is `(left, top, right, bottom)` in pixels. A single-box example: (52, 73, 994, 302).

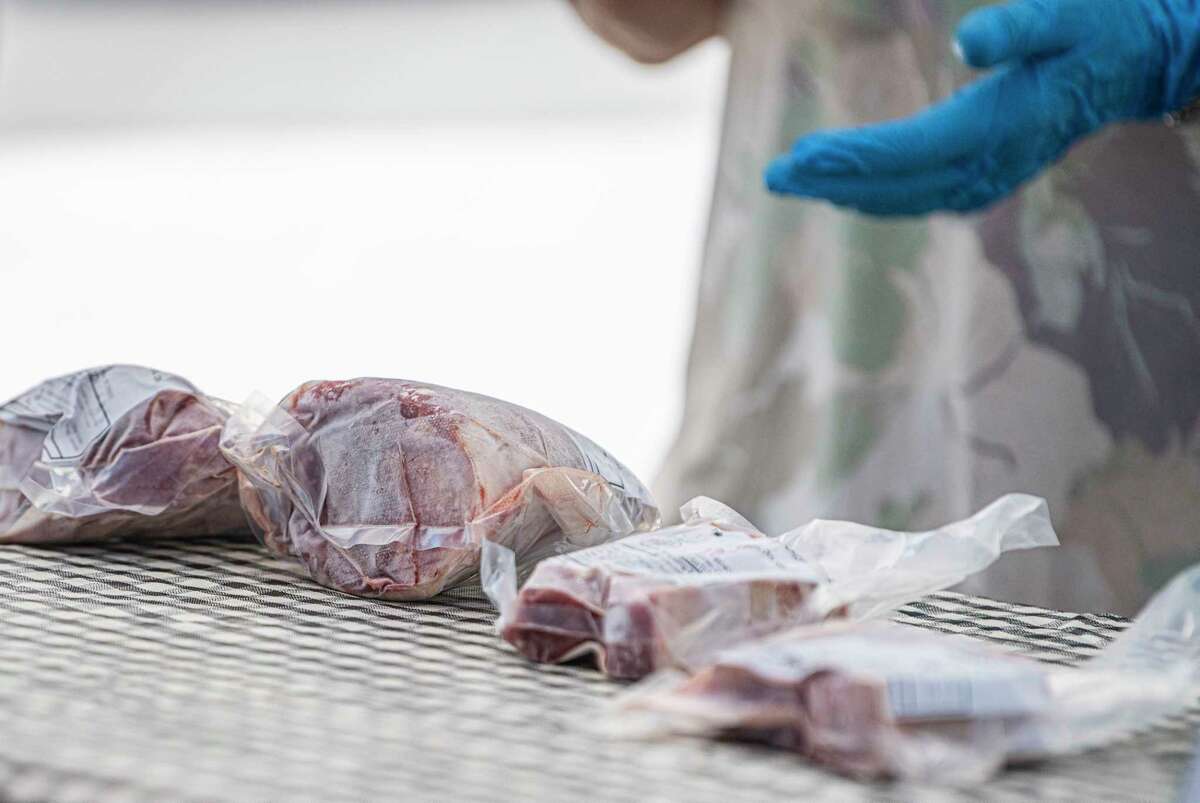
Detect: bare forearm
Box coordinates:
(570, 0, 722, 64)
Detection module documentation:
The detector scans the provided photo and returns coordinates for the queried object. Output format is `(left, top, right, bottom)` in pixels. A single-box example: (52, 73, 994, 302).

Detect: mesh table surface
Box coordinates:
(0, 537, 1195, 803)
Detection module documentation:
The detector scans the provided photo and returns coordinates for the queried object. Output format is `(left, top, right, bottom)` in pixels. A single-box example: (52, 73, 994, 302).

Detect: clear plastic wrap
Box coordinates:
(616, 563, 1200, 783)
(484, 493, 1057, 679)
(220, 378, 659, 600)
(0, 365, 246, 544)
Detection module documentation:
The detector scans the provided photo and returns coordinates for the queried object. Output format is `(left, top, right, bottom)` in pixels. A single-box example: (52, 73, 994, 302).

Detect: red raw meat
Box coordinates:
(499, 517, 830, 679)
(623, 567, 1200, 782)
(496, 492, 1060, 681)
(627, 621, 1052, 780)
(496, 492, 1061, 679)
(224, 378, 658, 600)
(0, 366, 246, 544)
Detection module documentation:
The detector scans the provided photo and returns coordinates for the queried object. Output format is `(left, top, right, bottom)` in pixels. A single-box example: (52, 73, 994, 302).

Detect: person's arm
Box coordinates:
(569, 0, 722, 64)
(764, 0, 1200, 216)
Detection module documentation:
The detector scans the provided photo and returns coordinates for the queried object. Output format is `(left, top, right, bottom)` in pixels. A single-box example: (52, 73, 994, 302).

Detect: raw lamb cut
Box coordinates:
(496, 506, 826, 679)
(620, 563, 1200, 784)
(0, 365, 246, 544)
(489, 494, 1058, 680)
(221, 377, 659, 600)
(623, 620, 1051, 780)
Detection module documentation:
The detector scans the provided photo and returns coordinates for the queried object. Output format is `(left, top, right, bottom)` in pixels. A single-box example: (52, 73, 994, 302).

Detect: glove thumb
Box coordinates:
(955, 0, 1078, 69)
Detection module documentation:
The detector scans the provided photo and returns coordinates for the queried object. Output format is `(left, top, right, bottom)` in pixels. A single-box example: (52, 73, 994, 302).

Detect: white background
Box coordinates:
(0, 0, 728, 481)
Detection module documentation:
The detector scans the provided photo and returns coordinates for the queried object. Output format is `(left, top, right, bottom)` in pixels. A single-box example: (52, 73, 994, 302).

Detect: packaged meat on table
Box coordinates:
(484, 494, 1058, 679)
(618, 562, 1200, 783)
(0, 365, 246, 544)
(221, 378, 659, 600)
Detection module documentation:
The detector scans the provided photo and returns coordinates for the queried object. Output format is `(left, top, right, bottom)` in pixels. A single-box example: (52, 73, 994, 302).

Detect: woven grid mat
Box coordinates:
(0, 537, 1196, 803)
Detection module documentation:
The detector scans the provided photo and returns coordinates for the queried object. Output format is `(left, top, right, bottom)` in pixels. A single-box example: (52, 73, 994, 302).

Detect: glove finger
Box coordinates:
(764, 160, 971, 215)
(955, 0, 1078, 69)
(780, 76, 1002, 176)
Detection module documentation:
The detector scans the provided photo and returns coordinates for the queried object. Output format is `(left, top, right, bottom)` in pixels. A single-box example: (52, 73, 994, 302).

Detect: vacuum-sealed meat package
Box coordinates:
(486, 498, 825, 679)
(0, 365, 246, 544)
(618, 562, 1200, 783)
(221, 378, 660, 600)
(624, 621, 1049, 780)
(484, 494, 1057, 679)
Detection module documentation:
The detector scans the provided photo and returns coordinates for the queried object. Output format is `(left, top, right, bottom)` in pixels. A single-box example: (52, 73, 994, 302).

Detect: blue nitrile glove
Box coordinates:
(764, 0, 1200, 216)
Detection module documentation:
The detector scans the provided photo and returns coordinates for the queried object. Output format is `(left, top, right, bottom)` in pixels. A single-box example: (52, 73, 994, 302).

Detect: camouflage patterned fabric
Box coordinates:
(655, 0, 1200, 616)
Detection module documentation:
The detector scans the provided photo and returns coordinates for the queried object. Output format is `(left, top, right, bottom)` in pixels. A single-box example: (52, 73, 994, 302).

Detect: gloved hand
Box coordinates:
(765, 0, 1200, 216)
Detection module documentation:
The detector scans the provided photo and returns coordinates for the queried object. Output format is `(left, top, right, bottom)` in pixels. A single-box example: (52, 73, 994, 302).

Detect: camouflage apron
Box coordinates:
(656, 0, 1200, 615)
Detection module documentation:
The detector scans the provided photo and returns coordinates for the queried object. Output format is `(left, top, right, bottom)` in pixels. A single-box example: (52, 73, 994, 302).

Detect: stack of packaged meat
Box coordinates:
(221, 378, 660, 600)
(4, 364, 1196, 787)
(1, 366, 658, 601)
(617, 563, 1200, 782)
(485, 493, 1058, 678)
(0, 365, 246, 544)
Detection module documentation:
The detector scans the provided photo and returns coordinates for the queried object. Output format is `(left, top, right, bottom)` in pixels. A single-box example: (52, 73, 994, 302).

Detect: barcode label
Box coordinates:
(886, 673, 1050, 721)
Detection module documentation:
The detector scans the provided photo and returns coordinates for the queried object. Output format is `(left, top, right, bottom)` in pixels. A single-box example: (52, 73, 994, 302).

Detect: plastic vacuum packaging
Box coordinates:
(617, 562, 1200, 783)
(484, 493, 1057, 679)
(0, 365, 246, 544)
(221, 378, 660, 600)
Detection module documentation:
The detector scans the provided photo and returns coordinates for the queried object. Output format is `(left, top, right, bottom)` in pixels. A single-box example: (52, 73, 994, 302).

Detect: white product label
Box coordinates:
(0, 366, 196, 465)
(884, 673, 1049, 721)
(554, 522, 819, 580)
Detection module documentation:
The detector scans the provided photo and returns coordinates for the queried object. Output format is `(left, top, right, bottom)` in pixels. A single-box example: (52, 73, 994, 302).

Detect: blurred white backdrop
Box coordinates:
(0, 0, 727, 481)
